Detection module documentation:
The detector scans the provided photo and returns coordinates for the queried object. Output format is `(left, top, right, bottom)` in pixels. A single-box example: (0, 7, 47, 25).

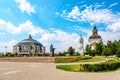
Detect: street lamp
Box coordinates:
(5, 46, 7, 55)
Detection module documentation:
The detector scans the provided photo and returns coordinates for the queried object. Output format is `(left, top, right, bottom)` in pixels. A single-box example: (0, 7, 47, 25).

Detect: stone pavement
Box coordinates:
(0, 62, 120, 80)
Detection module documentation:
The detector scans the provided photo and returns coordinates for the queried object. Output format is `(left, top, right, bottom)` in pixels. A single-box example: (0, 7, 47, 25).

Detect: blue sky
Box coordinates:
(0, 0, 120, 52)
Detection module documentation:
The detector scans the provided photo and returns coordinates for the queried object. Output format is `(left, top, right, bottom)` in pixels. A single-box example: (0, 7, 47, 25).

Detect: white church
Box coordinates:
(78, 25, 102, 55)
(88, 25, 102, 50)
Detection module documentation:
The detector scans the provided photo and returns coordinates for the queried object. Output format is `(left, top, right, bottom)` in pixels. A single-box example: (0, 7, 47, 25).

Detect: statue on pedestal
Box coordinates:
(50, 44, 55, 57)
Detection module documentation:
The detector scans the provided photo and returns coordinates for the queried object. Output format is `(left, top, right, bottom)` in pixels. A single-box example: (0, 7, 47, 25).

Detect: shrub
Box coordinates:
(0, 54, 4, 58)
(80, 61, 120, 72)
(5, 53, 15, 57)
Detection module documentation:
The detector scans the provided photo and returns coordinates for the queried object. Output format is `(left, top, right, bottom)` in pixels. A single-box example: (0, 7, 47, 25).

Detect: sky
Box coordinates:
(0, 0, 120, 53)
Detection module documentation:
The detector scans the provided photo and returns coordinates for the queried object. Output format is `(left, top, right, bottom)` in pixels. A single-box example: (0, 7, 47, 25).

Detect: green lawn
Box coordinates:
(56, 60, 120, 72)
(56, 65, 80, 72)
(78, 57, 104, 62)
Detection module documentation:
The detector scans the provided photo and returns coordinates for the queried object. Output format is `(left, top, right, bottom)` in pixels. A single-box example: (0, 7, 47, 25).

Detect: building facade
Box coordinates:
(88, 26, 102, 50)
(79, 35, 84, 55)
(13, 35, 45, 56)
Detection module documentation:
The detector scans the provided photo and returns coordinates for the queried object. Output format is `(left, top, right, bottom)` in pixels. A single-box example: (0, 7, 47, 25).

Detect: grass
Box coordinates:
(56, 65, 80, 72)
(78, 57, 104, 62)
(56, 60, 120, 72)
(55, 56, 105, 63)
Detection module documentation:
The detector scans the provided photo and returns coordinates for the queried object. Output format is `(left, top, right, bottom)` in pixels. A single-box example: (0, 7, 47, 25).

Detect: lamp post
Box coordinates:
(5, 46, 7, 55)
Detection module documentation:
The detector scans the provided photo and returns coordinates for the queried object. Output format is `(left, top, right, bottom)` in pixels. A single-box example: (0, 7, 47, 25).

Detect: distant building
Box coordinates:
(79, 35, 84, 55)
(13, 35, 45, 56)
(88, 25, 102, 50)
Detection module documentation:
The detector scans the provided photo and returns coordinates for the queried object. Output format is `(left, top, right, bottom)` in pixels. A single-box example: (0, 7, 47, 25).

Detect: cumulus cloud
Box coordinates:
(67, 6, 81, 21)
(0, 40, 17, 53)
(58, 2, 120, 43)
(61, 4, 119, 24)
(38, 29, 80, 52)
(0, 19, 46, 35)
(15, 0, 35, 15)
(107, 20, 120, 32)
(0, 19, 80, 52)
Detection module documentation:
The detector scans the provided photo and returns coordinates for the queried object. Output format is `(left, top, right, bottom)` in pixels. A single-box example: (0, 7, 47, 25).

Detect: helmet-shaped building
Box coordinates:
(13, 35, 45, 56)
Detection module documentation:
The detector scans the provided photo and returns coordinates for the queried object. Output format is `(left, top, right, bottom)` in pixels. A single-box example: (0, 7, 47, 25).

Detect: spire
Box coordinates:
(79, 34, 83, 43)
(79, 34, 83, 40)
(80, 34, 82, 38)
(92, 25, 98, 35)
(28, 34, 32, 39)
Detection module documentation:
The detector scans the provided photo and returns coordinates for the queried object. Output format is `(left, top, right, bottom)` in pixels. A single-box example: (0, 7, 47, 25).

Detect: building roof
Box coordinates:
(89, 26, 102, 40)
(89, 35, 102, 39)
(17, 35, 42, 46)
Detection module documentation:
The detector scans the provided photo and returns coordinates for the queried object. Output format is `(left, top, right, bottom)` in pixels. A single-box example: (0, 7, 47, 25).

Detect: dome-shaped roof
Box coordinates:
(17, 35, 42, 46)
(89, 35, 101, 39)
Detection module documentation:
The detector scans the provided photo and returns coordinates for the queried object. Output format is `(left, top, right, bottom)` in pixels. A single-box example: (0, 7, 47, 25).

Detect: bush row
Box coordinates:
(80, 61, 120, 72)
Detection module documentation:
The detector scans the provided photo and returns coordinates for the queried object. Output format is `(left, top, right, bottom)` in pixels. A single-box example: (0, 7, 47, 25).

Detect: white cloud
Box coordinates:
(15, 0, 35, 15)
(0, 40, 17, 53)
(99, 31, 120, 44)
(0, 19, 81, 52)
(0, 19, 46, 35)
(58, 3, 120, 43)
(55, 12, 60, 15)
(107, 20, 120, 32)
(38, 29, 80, 52)
(61, 4, 119, 24)
(67, 6, 81, 20)
(108, 2, 118, 8)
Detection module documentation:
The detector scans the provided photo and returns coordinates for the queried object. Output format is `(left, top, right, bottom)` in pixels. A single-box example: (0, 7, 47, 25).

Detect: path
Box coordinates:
(55, 61, 106, 65)
(0, 62, 120, 80)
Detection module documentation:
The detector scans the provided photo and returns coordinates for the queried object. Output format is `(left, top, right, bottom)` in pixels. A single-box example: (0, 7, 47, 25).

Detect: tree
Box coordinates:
(85, 45, 91, 55)
(91, 50, 96, 56)
(116, 50, 120, 57)
(107, 40, 117, 55)
(96, 41, 103, 56)
(102, 47, 112, 57)
(68, 46, 75, 56)
(115, 40, 120, 56)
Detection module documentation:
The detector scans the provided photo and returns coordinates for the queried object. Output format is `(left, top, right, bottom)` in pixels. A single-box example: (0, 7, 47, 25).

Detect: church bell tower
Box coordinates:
(79, 35, 84, 56)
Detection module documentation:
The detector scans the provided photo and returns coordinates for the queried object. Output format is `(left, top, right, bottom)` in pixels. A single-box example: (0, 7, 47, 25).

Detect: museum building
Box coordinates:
(13, 35, 45, 56)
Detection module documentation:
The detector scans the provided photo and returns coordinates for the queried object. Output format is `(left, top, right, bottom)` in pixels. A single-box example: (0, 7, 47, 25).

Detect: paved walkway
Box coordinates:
(56, 61, 106, 65)
(0, 62, 120, 80)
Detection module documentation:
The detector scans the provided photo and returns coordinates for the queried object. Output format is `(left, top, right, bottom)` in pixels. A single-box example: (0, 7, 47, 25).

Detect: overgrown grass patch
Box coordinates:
(55, 56, 92, 63)
(55, 56, 104, 63)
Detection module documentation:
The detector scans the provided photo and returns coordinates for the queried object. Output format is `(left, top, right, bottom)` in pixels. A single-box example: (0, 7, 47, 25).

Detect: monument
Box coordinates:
(50, 44, 55, 57)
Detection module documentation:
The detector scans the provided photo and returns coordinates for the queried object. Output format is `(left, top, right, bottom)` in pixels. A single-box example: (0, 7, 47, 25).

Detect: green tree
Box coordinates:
(85, 45, 91, 55)
(102, 47, 112, 57)
(115, 40, 120, 56)
(107, 40, 117, 55)
(116, 50, 120, 57)
(96, 41, 103, 56)
(68, 46, 75, 56)
(90, 50, 97, 56)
